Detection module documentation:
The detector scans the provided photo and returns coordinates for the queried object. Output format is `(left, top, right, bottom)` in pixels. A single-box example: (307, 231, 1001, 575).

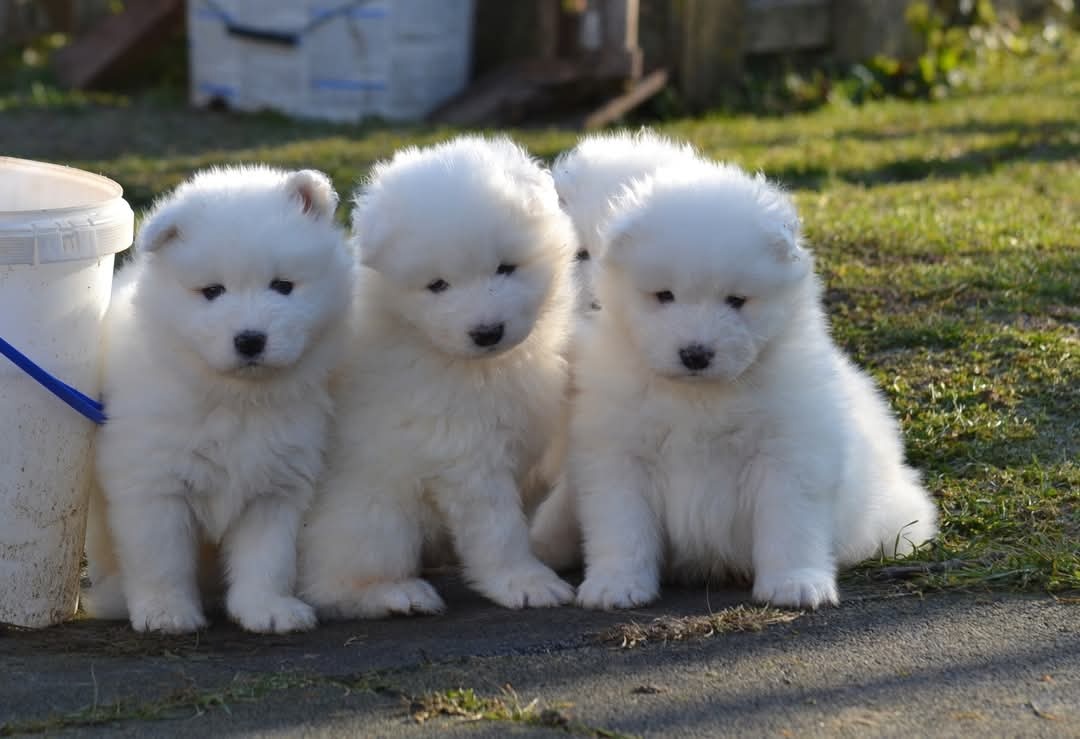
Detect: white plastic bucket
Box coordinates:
(0, 157, 133, 627)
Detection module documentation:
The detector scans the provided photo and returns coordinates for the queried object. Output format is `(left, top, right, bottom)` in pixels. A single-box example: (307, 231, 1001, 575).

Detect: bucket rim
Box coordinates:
(0, 156, 125, 216)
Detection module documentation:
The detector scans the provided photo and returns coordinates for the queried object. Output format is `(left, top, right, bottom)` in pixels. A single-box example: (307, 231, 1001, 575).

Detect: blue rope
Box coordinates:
(201, 0, 382, 46)
(0, 336, 106, 425)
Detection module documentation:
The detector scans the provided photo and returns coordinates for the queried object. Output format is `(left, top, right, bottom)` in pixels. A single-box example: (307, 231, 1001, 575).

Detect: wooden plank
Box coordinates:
(831, 0, 922, 63)
(677, 0, 743, 112)
(52, 0, 182, 89)
(745, 0, 830, 54)
(583, 67, 668, 129)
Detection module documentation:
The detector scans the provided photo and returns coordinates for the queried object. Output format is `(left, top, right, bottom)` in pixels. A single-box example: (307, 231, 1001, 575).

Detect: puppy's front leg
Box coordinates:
(439, 471, 574, 609)
(750, 462, 838, 609)
(576, 455, 662, 609)
(222, 496, 317, 633)
(109, 490, 207, 633)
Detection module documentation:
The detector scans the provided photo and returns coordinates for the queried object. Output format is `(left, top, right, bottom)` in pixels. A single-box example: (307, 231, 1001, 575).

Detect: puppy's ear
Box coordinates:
(768, 206, 809, 264)
(351, 195, 391, 270)
(286, 169, 338, 220)
(136, 203, 183, 253)
(517, 168, 562, 218)
(599, 180, 650, 270)
(599, 209, 639, 271)
(753, 180, 810, 271)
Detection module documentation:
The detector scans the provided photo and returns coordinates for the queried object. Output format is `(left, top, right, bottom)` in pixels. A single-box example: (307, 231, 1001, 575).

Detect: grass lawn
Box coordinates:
(2, 36, 1076, 596)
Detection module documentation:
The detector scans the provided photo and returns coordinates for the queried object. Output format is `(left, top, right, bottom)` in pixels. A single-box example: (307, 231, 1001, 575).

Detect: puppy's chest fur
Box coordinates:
(357, 336, 567, 481)
(178, 401, 325, 539)
(637, 393, 764, 574)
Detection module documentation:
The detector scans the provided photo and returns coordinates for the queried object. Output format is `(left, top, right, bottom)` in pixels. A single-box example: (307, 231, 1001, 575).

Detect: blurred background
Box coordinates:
(2, 1, 1076, 127)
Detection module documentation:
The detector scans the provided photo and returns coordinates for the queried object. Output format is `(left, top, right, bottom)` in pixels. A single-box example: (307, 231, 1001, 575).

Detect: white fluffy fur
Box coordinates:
(531, 152, 938, 610)
(298, 136, 578, 618)
(83, 166, 353, 633)
(552, 130, 698, 313)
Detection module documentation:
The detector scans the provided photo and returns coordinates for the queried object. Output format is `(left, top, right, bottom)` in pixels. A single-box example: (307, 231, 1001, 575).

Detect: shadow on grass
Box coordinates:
(0, 101, 446, 164)
(769, 131, 1078, 191)
(831, 118, 1078, 143)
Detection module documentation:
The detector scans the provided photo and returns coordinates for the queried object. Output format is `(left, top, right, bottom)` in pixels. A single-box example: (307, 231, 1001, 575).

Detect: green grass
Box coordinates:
(409, 686, 634, 737)
(1, 34, 1076, 594)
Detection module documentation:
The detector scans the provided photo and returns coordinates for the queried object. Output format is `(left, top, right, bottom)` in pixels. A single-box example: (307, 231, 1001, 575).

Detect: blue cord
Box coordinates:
(0, 336, 107, 425)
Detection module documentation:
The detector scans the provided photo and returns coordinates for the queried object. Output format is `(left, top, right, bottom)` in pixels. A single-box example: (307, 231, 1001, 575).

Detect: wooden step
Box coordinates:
(53, 0, 183, 89)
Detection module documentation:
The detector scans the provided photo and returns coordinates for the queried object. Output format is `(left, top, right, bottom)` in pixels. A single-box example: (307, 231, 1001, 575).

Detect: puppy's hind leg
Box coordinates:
(222, 496, 317, 634)
(529, 478, 582, 572)
(439, 471, 575, 609)
(298, 474, 444, 620)
(81, 483, 128, 620)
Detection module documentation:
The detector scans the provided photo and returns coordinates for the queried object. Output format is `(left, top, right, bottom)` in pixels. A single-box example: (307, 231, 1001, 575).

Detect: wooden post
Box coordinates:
(40, 0, 76, 33)
(677, 0, 744, 112)
(598, 0, 642, 79)
(537, 0, 561, 61)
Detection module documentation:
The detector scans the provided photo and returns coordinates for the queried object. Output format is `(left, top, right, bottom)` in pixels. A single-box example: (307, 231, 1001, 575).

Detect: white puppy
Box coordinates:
(83, 166, 353, 633)
(528, 131, 702, 565)
(299, 136, 577, 618)
(531, 158, 938, 610)
(552, 130, 697, 313)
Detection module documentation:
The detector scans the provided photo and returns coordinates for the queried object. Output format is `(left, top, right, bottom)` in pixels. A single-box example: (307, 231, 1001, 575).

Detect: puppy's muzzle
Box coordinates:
(234, 330, 267, 359)
(469, 323, 505, 348)
(679, 344, 714, 371)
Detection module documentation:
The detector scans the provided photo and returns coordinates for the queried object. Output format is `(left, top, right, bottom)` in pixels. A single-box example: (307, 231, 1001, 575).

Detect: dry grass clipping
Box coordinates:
(599, 605, 801, 649)
(409, 686, 543, 725)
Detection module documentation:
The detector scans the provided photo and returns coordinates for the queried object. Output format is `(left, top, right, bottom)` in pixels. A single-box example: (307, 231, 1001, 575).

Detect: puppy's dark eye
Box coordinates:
(427, 279, 449, 294)
(201, 284, 225, 301)
(726, 295, 747, 310)
(575, 249, 590, 262)
(496, 263, 516, 276)
(270, 279, 294, 296)
(655, 290, 675, 304)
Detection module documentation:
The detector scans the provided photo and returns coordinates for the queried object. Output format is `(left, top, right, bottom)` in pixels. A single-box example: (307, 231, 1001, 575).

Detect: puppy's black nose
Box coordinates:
(234, 331, 267, 358)
(469, 323, 505, 348)
(679, 344, 714, 371)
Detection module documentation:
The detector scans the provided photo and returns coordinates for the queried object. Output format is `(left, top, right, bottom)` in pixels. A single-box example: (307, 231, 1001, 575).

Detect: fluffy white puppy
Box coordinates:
(83, 166, 353, 633)
(552, 130, 697, 313)
(528, 131, 701, 564)
(298, 136, 578, 618)
(531, 158, 938, 610)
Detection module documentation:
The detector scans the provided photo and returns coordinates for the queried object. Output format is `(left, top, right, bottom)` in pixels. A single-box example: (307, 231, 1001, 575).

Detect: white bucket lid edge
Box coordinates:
(0, 157, 134, 266)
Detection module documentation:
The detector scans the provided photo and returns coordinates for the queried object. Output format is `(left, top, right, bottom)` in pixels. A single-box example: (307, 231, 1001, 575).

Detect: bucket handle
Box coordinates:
(0, 336, 106, 425)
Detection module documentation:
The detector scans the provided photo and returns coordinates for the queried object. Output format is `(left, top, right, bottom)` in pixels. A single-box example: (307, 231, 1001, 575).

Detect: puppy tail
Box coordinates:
(529, 479, 583, 572)
(875, 469, 939, 559)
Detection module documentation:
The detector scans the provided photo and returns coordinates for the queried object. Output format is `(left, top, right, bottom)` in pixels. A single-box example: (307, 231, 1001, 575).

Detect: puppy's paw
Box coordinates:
(577, 569, 659, 610)
(478, 564, 575, 609)
(753, 568, 838, 610)
(228, 593, 318, 634)
(129, 592, 208, 634)
(320, 578, 446, 620)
